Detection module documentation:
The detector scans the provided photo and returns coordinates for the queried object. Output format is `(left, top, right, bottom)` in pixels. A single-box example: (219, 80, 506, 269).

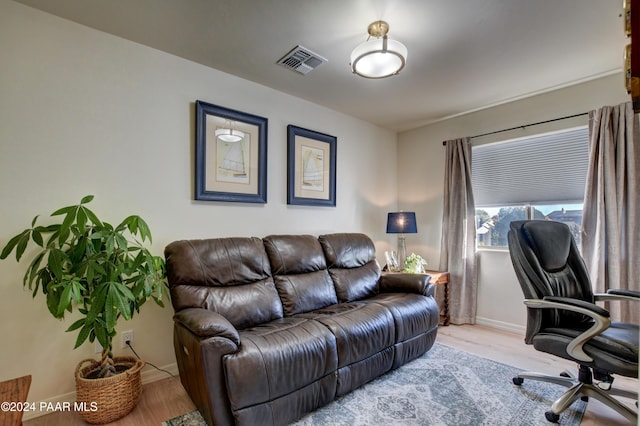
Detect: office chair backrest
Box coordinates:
(508, 220, 594, 343)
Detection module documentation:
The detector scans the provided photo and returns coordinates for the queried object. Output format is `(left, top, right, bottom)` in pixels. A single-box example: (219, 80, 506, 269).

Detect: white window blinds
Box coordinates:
(472, 126, 590, 206)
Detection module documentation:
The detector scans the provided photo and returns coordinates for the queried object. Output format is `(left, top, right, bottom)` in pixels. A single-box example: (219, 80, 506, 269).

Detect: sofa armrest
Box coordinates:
(379, 273, 434, 297)
(172, 309, 239, 426)
(173, 308, 241, 346)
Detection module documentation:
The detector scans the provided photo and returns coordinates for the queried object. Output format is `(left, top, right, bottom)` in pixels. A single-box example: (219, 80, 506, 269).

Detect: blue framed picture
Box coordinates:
(195, 100, 268, 203)
(287, 125, 336, 207)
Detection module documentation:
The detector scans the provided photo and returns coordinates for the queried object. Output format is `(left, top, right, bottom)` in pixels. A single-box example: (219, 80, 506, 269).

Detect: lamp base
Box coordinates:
(397, 235, 407, 270)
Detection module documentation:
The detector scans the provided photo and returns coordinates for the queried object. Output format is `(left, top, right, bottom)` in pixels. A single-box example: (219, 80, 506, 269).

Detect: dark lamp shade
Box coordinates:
(386, 212, 417, 234)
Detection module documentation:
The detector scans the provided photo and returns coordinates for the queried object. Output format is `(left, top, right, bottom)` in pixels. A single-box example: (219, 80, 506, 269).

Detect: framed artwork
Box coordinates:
(287, 125, 336, 206)
(195, 100, 268, 203)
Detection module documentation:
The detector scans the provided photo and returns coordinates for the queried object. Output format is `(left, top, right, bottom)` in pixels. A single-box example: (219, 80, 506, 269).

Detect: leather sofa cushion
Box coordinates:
(165, 238, 283, 329)
(327, 261, 380, 302)
(319, 233, 377, 269)
(171, 280, 283, 330)
(299, 302, 395, 368)
(366, 293, 439, 341)
(264, 235, 338, 315)
(274, 270, 338, 316)
(224, 318, 338, 410)
(263, 235, 327, 274)
(319, 233, 381, 302)
(165, 238, 272, 286)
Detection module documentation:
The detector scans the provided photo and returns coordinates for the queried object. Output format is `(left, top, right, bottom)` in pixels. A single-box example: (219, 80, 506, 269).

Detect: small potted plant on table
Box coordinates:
(1, 195, 166, 424)
(403, 253, 428, 274)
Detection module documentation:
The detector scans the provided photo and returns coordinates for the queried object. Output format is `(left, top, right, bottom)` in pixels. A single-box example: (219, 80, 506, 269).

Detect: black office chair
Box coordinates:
(507, 220, 638, 423)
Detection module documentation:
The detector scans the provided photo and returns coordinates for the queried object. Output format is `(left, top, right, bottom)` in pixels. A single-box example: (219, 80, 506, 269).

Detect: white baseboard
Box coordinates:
(475, 316, 526, 335)
(22, 362, 179, 421)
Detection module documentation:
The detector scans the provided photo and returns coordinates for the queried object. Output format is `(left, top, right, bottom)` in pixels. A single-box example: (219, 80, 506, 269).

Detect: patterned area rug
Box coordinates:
(163, 343, 586, 425)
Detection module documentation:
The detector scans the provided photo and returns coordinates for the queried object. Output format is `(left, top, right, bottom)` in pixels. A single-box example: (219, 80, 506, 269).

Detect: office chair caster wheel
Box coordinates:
(545, 411, 560, 423)
(512, 377, 524, 385)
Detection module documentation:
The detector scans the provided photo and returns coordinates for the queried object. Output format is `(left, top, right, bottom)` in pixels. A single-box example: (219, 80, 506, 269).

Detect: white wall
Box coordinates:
(0, 1, 398, 411)
(398, 73, 630, 332)
(2, 0, 632, 412)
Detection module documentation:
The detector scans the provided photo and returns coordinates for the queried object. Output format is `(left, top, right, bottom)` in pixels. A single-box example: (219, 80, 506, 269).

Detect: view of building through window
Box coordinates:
(476, 203, 583, 248)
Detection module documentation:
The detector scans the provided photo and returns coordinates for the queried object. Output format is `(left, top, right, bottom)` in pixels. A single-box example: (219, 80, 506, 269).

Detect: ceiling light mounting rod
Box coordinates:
(350, 20, 407, 79)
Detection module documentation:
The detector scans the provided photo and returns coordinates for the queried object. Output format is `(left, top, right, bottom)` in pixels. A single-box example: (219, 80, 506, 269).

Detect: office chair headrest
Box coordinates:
(521, 221, 572, 273)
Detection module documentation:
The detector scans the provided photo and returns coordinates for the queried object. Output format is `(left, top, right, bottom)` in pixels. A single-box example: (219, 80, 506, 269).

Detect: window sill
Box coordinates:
(476, 246, 509, 253)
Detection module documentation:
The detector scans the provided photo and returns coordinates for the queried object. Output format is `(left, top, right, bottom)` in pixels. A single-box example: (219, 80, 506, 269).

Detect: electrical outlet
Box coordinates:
(95, 341, 103, 354)
(121, 330, 134, 349)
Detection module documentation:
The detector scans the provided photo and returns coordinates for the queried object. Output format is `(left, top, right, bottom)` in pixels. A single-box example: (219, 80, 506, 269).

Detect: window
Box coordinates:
(472, 126, 589, 248)
(476, 203, 584, 247)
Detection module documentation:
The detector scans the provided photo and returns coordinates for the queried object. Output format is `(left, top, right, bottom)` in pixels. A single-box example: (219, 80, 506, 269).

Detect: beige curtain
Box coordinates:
(439, 138, 477, 324)
(581, 101, 639, 323)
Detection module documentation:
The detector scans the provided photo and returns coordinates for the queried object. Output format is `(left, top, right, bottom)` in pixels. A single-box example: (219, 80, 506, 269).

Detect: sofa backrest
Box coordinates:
(164, 237, 283, 329)
(319, 233, 381, 302)
(263, 235, 338, 316)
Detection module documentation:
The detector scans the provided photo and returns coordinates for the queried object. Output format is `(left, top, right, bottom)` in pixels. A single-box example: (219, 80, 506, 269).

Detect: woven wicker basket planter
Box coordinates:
(75, 356, 145, 424)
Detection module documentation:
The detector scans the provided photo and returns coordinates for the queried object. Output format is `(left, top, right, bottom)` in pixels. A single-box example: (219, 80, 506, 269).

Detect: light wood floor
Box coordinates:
(25, 324, 638, 425)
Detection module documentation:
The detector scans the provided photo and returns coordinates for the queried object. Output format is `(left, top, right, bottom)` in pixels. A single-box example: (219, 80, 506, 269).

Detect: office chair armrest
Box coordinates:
(542, 296, 610, 317)
(524, 297, 611, 363)
(594, 289, 640, 303)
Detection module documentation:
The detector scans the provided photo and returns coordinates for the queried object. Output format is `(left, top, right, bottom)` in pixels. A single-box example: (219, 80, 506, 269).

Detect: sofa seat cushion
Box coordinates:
(224, 318, 338, 411)
(366, 293, 440, 342)
(298, 302, 395, 368)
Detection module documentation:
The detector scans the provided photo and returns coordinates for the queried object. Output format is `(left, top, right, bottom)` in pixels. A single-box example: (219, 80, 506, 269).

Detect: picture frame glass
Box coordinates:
(205, 115, 259, 195)
(294, 135, 330, 200)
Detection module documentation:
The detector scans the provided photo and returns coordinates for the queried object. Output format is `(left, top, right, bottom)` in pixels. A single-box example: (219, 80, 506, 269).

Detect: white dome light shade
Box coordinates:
(350, 21, 407, 79)
(215, 128, 245, 142)
(350, 37, 407, 78)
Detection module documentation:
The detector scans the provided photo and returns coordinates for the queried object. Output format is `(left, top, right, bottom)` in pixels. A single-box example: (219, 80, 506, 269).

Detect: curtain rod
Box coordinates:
(442, 112, 589, 145)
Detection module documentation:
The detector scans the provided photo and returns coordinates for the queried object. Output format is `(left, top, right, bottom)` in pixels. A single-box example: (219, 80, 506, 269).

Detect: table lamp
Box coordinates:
(386, 211, 417, 269)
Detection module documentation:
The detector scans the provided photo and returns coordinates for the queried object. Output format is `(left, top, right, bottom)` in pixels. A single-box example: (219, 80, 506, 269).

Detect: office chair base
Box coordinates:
(513, 370, 638, 424)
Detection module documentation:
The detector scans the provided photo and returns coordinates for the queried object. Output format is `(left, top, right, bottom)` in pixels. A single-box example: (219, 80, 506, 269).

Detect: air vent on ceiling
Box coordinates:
(277, 45, 327, 75)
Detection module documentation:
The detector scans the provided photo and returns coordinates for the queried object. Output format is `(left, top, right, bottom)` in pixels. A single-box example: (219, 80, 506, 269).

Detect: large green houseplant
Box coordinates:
(0, 195, 166, 422)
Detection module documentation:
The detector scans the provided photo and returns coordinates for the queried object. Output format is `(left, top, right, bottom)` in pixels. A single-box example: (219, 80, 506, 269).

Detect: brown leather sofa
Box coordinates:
(165, 233, 439, 426)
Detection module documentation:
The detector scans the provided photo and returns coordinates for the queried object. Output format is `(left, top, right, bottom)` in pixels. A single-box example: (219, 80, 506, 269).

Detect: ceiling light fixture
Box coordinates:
(350, 20, 407, 79)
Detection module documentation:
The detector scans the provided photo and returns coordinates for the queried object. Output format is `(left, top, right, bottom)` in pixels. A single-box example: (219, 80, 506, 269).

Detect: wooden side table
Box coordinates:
(0, 375, 32, 426)
(425, 270, 451, 326)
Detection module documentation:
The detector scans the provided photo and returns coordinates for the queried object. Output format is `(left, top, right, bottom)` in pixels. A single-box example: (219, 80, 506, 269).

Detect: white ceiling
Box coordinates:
(14, 0, 627, 131)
